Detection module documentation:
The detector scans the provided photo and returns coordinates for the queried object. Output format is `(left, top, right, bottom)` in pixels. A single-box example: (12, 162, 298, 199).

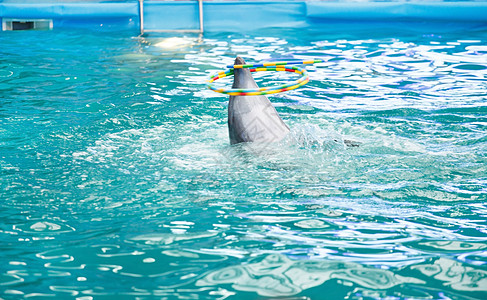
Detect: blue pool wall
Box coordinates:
(1, 1, 487, 32)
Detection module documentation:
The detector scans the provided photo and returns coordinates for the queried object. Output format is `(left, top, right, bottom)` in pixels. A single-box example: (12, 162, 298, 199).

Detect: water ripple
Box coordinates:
(196, 254, 424, 297)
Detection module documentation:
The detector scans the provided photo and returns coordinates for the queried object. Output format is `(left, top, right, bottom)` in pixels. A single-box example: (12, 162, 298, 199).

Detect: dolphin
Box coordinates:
(228, 57, 290, 145)
(227, 57, 360, 148)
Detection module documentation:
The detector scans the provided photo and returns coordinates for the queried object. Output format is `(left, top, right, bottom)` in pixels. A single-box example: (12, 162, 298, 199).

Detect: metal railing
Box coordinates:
(138, 0, 204, 35)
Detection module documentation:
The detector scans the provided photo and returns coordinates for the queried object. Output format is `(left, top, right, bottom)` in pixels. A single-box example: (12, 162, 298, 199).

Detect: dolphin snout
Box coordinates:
(234, 56, 245, 65)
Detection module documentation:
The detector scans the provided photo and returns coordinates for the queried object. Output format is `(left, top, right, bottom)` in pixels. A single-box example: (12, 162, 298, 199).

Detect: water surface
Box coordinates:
(1, 23, 487, 299)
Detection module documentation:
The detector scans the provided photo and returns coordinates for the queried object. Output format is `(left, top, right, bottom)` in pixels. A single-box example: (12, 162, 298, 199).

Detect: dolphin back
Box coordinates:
(228, 57, 290, 145)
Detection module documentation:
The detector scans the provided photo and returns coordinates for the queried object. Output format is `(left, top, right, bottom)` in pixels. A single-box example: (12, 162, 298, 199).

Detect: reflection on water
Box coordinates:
(197, 254, 423, 297)
(413, 258, 487, 292)
(129, 232, 218, 245)
(419, 241, 487, 252)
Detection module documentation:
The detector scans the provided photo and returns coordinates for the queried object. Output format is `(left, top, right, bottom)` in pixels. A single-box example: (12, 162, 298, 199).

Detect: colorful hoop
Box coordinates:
(207, 59, 322, 96)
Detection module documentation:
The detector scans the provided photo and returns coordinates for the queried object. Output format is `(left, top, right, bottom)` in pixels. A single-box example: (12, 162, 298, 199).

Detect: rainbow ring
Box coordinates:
(207, 59, 322, 96)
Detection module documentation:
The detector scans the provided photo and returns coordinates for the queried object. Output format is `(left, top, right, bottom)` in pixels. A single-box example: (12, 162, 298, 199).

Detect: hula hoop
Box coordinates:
(207, 59, 322, 96)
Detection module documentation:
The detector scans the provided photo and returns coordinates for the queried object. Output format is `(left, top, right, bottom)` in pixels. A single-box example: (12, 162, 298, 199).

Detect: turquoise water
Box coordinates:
(1, 23, 487, 299)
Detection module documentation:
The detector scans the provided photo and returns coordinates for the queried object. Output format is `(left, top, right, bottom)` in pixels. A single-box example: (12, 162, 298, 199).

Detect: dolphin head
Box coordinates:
(232, 57, 258, 89)
(227, 56, 290, 145)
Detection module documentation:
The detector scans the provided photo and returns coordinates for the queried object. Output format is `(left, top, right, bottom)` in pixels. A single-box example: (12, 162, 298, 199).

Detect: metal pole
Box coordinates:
(139, 0, 144, 35)
(198, 0, 203, 33)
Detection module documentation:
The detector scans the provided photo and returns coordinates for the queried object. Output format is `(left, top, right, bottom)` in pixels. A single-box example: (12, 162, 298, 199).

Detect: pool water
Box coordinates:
(1, 23, 487, 299)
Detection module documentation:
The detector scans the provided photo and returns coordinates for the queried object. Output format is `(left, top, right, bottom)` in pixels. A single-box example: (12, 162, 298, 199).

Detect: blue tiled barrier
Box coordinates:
(1, 1, 486, 32)
(306, 2, 487, 22)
